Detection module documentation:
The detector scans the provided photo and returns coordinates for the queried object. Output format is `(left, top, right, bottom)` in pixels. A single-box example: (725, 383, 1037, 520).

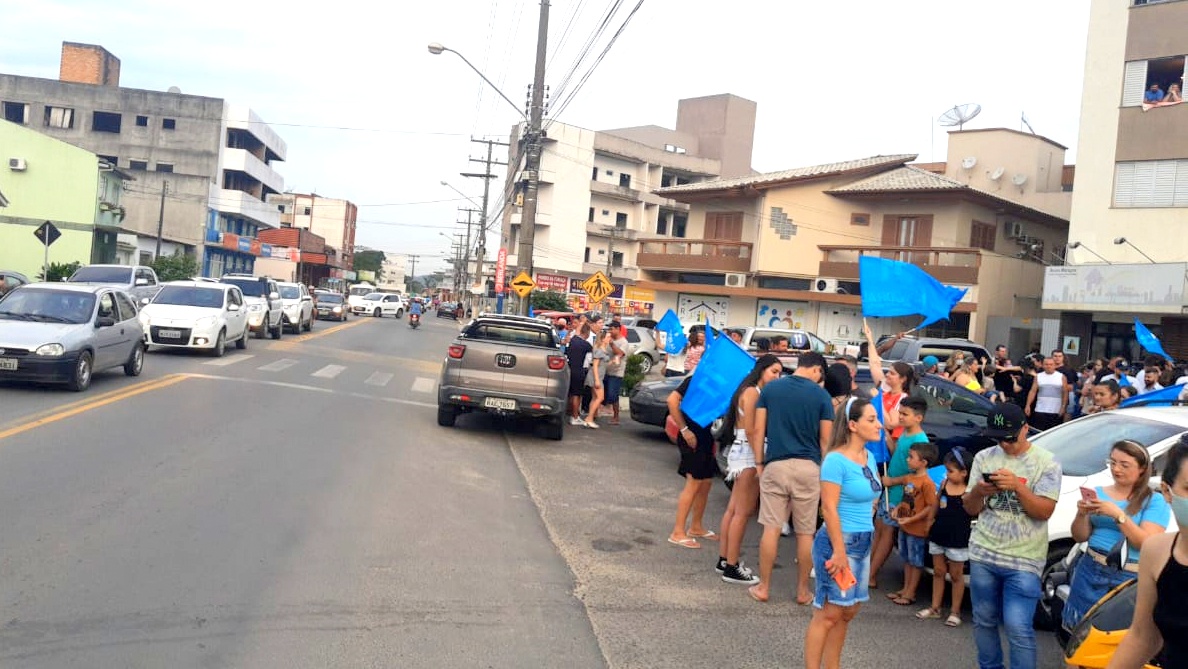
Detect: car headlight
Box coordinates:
(195, 316, 217, 329)
(332, 306, 342, 312)
(35, 343, 65, 356)
(248, 304, 264, 312)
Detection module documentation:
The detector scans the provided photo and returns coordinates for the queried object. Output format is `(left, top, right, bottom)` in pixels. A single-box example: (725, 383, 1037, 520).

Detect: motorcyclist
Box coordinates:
(410, 299, 423, 321)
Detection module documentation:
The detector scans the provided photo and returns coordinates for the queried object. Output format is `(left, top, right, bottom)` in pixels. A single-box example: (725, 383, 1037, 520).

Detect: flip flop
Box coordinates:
(886, 591, 905, 601)
(689, 530, 719, 541)
(667, 536, 701, 549)
(892, 596, 916, 606)
(945, 614, 963, 627)
(747, 585, 769, 603)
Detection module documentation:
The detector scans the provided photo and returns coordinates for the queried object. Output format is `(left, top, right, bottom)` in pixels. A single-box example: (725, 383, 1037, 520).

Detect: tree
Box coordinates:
(37, 261, 82, 282)
(353, 250, 385, 280)
(151, 252, 200, 282)
(529, 290, 569, 312)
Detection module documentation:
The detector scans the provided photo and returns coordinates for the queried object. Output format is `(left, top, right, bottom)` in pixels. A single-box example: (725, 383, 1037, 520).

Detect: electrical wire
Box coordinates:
(548, 0, 645, 123)
(549, 0, 623, 109)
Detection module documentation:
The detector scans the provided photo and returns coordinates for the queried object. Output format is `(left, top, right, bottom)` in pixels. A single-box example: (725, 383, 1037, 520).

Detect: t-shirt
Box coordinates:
(1146, 89, 1166, 103)
(966, 444, 1062, 575)
(605, 336, 628, 377)
(896, 472, 937, 538)
(886, 430, 930, 507)
(585, 347, 610, 386)
(1086, 486, 1171, 562)
(1056, 365, 1078, 387)
(1034, 371, 1065, 414)
(929, 482, 974, 549)
(821, 450, 881, 533)
(756, 375, 834, 465)
(565, 336, 593, 380)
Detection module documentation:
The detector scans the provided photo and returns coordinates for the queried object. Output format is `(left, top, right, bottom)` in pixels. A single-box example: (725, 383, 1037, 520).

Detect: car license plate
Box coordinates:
(483, 397, 517, 411)
(0, 358, 16, 371)
(158, 329, 182, 339)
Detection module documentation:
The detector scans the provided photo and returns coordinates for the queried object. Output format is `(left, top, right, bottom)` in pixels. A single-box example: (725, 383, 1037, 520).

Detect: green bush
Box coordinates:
(37, 261, 82, 282)
(623, 353, 646, 395)
(529, 289, 569, 312)
(151, 252, 199, 282)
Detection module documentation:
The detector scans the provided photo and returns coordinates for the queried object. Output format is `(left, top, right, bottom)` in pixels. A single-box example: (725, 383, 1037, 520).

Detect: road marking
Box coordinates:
(203, 354, 255, 367)
(182, 373, 437, 408)
(364, 371, 393, 387)
(411, 377, 436, 394)
(286, 317, 370, 343)
(257, 358, 299, 372)
(0, 374, 190, 442)
(311, 364, 346, 379)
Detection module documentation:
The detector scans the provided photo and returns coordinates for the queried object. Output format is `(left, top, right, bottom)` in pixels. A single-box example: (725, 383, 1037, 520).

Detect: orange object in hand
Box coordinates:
(826, 558, 857, 590)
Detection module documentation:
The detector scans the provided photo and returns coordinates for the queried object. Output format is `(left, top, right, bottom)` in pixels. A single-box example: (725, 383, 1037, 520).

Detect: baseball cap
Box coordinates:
(982, 403, 1027, 439)
(587, 312, 604, 323)
(922, 355, 939, 369)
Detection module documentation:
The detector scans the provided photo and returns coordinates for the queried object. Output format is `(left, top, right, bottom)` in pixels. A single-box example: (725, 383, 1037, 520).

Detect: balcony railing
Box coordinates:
(590, 179, 641, 202)
(818, 245, 982, 285)
(636, 238, 752, 273)
(586, 222, 637, 239)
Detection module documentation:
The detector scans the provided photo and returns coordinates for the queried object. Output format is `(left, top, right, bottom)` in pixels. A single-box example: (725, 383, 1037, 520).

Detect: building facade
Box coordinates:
(377, 253, 407, 293)
(266, 192, 357, 272)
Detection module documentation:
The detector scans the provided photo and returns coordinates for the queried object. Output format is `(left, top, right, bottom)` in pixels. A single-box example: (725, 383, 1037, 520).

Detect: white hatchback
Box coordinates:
(139, 281, 250, 357)
(352, 292, 405, 318)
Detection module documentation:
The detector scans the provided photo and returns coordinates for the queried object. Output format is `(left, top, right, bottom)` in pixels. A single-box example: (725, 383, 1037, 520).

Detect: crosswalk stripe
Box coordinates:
(203, 354, 254, 367)
(410, 376, 436, 394)
(257, 358, 299, 372)
(364, 371, 393, 387)
(311, 364, 346, 379)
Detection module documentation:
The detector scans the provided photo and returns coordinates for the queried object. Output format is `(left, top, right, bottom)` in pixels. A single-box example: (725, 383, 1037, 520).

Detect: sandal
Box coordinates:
(892, 595, 915, 606)
(944, 614, 962, 627)
(667, 536, 701, 549)
(886, 590, 906, 601)
(689, 530, 719, 541)
(916, 607, 942, 620)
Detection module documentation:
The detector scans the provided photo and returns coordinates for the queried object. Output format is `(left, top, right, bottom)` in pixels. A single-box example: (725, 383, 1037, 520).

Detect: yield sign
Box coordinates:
(510, 271, 535, 298)
(581, 270, 614, 303)
(34, 220, 61, 247)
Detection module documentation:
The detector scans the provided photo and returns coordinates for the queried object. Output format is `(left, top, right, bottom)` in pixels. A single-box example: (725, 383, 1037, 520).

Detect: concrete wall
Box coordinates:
(253, 257, 298, 282)
(59, 42, 120, 86)
(943, 129, 1072, 219)
(532, 124, 597, 274)
(675, 94, 757, 178)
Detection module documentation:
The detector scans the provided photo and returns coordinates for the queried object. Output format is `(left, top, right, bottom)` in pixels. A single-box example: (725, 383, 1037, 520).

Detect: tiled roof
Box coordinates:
(655, 154, 918, 194)
(826, 166, 970, 193)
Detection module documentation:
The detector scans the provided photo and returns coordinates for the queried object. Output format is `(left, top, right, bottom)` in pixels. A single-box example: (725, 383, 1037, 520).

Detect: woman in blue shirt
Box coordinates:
(1062, 439, 1170, 631)
(804, 397, 883, 669)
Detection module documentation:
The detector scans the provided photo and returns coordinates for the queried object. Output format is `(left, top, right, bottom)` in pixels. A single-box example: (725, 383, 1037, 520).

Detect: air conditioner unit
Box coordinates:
(8, 158, 27, 171)
(811, 278, 839, 293)
(1004, 220, 1024, 239)
(724, 272, 747, 287)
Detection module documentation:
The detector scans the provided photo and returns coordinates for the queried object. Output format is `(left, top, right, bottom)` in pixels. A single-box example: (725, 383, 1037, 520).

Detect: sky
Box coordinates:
(0, 1, 1091, 274)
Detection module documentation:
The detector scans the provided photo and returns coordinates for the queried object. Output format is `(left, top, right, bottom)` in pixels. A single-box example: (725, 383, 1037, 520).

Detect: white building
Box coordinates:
(378, 253, 407, 293)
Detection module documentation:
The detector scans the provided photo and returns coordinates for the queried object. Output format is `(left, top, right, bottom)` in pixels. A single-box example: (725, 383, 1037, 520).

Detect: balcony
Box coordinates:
(212, 187, 281, 229)
(586, 222, 638, 239)
(590, 179, 641, 202)
(818, 245, 982, 285)
(221, 147, 285, 194)
(636, 239, 752, 273)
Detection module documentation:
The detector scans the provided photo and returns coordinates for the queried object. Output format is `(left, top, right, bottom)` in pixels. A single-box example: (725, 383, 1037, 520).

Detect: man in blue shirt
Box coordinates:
(409, 299, 423, 317)
(1145, 83, 1166, 103)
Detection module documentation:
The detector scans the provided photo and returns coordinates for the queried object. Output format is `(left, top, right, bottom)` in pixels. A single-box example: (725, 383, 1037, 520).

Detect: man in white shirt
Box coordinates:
(1100, 360, 1142, 391)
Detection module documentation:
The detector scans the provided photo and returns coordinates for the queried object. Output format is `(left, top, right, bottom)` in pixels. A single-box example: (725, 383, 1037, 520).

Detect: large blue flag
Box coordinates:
(656, 309, 687, 354)
(859, 256, 968, 329)
(679, 333, 754, 428)
(1134, 318, 1171, 361)
(1122, 382, 1183, 407)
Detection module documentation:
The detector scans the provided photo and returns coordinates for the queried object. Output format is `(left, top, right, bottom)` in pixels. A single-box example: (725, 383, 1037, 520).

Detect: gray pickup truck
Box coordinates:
(67, 264, 161, 304)
(437, 315, 570, 440)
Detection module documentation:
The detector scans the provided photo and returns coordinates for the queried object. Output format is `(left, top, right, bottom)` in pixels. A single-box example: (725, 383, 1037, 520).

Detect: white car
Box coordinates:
(220, 274, 283, 339)
(277, 282, 314, 333)
(352, 292, 405, 318)
(139, 281, 250, 356)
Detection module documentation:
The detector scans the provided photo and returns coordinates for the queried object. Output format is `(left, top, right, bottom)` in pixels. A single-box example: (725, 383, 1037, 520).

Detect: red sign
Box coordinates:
(495, 248, 508, 294)
(535, 272, 569, 292)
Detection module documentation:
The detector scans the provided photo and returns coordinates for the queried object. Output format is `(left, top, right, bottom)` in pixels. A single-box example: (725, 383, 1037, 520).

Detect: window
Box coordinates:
(588, 207, 594, 222)
(601, 209, 609, 216)
(114, 292, 138, 321)
(615, 212, 628, 228)
(303, 207, 312, 215)
(673, 214, 688, 238)
(43, 106, 74, 129)
(135, 115, 148, 127)
(129, 160, 148, 171)
(92, 111, 122, 133)
(134, 268, 157, 285)
(969, 220, 996, 251)
(656, 216, 668, 235)
(3, 101, 29, 124)
(1122, 56, 1187, 106)
(612, 251, 624, 268)
(705, 212, 744, 240)
(584, 247, 591, 262)
(1114, 160, 1188, 207)
(155, 162, 174, 173)
(591, 167, 599, 181)
(661, 173, 674, 188)
(605, 169, 613, 176)
(619, 173, 631, 188)
(850, 212, 870, 226)
(162, 118, 176, 130)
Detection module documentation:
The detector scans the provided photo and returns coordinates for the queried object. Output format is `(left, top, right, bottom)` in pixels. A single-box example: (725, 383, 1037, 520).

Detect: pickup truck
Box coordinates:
(437, 315, 570, 440)
(877, 336, 991, 368)
(67, 264, 161, 304)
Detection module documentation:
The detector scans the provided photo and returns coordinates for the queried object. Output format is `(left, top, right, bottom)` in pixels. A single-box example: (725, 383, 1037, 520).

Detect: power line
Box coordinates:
(548, 0, 646, 123)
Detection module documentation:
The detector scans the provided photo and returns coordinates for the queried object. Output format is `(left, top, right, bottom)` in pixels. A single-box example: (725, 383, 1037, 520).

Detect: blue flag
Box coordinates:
(1122, 383, 1183, 407)
(1134, 318, 1171, 361)
(705, 314, 715, 340)
(528, 306, 535, 318)
(859, 256, 968, 329)
(867, 389, 891, 464)
(656, 309, 687, 354)
(679, 334, 754, 428)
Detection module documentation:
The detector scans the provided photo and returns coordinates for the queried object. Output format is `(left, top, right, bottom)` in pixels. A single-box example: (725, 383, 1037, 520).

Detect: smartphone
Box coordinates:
(827, 559, 857, 590)
(982, 472, 995, 484)
(1080, 487, 1098, 502)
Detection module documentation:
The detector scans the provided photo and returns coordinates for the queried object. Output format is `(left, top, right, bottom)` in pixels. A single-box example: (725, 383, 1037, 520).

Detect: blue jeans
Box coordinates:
(970, 560, 1041, 669)
(811, 526, 872, 608)
(1061, 555, 1134, 632)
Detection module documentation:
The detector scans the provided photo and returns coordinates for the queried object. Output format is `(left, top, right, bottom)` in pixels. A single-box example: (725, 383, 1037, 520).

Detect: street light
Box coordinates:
(1113, 237, 1157, 263)
(427, 43, 526, 120)
(1067, 241, 1111, 264)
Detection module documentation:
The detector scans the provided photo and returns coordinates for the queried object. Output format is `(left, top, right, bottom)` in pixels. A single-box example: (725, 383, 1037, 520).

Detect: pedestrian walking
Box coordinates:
(582, 330, 613, 428)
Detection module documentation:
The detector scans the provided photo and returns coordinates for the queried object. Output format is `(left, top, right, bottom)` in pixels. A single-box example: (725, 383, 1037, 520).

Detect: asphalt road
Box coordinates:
(0, 310, 1068, 668)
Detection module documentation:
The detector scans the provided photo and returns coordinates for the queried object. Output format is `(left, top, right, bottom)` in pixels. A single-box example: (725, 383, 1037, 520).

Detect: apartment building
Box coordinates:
(1046, 0, 1188, 361)
(0, 42, 286, 276)
(377, 253, 407, 293)
(266, 192, 357, 272)
(647, 128, 1073, 348)
(500, 94, 756, 314)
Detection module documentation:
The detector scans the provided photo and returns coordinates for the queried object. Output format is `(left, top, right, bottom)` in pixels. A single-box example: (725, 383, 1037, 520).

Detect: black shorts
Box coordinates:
(568, 370, 587, 397)
(677, 425, 718, 480)
(1030, 411, 1062, 431)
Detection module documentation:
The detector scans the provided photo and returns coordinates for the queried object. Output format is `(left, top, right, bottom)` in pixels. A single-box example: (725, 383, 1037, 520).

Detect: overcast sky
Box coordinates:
(1, 1, 1090, 274)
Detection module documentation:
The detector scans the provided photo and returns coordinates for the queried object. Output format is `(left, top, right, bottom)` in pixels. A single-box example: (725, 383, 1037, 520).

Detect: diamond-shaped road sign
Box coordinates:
(510, 271, 535, 298)
(581, 270, 614, 303)
(34, 220, 61, 247)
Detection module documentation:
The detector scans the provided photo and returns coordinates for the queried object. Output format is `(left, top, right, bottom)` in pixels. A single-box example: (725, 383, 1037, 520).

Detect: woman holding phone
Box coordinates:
(1062, 439, 1170, 631)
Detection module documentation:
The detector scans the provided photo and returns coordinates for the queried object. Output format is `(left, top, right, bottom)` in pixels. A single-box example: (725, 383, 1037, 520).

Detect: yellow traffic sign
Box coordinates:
(581, 271, 614, 303)
(510, 271, 535, 298)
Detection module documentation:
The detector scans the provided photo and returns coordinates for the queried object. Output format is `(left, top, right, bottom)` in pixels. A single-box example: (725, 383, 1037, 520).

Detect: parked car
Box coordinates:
(139, 280, 250, 356)
(877, 336, 991, 369)
(353, 292, 405, 318)
(277, 281, 314, 333)
(0, 283, 145, 391)
(437, 301, 459, 319)
(67, 264, 161, 304)
(623, 326, 661, 374)
(437, 315, 570, 440)
(723, 326, 830, 355)
(313, 292, 349, 321)
(220, 274, 283, 339)
(0, 269, 29, 297)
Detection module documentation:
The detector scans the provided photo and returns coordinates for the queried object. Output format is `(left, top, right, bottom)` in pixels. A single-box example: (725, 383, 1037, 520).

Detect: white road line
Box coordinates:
(257, 358, 299, 372)
(364, 371, 393, 387)
(410, 376, 436, 394)
(311, 364, 346, 379)
(203, 354, 255, 367)
(180, 373, 437, 408)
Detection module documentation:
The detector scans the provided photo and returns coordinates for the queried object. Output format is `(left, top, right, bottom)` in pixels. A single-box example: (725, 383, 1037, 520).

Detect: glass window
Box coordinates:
(1031, 413, 1185, 476)
(114, 292, 137, 321)
(71, 266, 134, 283)
(97, 293, 117, 319)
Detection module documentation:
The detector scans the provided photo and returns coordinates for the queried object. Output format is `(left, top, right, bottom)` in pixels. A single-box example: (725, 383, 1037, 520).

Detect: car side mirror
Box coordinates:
(228, 303, 241, 312)
(269, 291, 279, 300)
(97, 316, 116, 328)
(140, 297, 151, 306)
(135, 278, 149, 286)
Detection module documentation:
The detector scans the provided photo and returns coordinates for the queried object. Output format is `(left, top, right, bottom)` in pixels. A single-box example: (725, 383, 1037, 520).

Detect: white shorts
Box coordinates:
(928, 542, 969, 563)
(725, 433, 758, 481)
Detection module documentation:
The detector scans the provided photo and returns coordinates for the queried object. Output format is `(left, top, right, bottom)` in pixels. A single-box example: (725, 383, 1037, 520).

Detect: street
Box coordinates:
(0, 315, 1065, 668)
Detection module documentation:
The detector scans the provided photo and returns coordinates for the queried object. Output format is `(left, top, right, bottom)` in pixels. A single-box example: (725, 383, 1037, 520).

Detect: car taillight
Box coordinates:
(448, 344, 466, 359)
(547, 355, 566, 371)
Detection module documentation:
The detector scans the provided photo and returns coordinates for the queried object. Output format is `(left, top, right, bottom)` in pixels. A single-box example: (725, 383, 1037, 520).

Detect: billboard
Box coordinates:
(1042, 263, 1187, 314)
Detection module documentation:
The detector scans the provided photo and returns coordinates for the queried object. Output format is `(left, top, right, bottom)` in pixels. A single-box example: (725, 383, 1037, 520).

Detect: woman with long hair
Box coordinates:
(951, 356, 984, 392)
(683, 328, 706, 374)
(581, 330, 614, 428)
(715, 354, 783, 584)
(1063, 440, 1170, 630)
(804, 397, 883, 668)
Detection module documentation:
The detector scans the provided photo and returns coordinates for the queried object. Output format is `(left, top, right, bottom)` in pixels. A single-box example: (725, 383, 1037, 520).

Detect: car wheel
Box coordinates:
(303, 313, 312, 331)
(271, 318, 282, 340)
(1035, 543, 1073, 631)
(255, 318, 267, 339)
(541, 415, 564, 441)
(67, 351, 93, 392)
(210, 330, 226, 357)
(373, 308, 382, 318)
(397, 309, 404, 318)
(637, 354, 653, 375)
(124, 344, 145, 377)
(236, 328, 248, 350)
(437, 404, 458, 427)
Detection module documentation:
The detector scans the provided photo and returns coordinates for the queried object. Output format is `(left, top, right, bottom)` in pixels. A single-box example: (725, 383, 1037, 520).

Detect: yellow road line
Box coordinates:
(0, 374, 190, 442)
(286, 317, 370, 343)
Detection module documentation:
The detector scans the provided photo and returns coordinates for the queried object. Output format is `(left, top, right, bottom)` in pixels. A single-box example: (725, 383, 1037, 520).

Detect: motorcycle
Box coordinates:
(409, 312, 421, 329)
(1063, 577, 1165, 668)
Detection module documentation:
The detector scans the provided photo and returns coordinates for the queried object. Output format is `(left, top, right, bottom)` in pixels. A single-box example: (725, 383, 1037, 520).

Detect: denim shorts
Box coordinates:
(811, 526, 872, 608)
(1061, 553, 1135, 632)
(898, 532, 928, 568)
(603, 375, 623, 404)
(928, 541, 969, 563)
(875, 502, 899, 528)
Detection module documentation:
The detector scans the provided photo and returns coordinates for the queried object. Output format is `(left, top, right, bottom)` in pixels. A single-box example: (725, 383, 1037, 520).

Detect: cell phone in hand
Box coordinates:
(982, 472, 995, 485)
(1080, 487, 1098, 502)
(826, 558, 857, 590)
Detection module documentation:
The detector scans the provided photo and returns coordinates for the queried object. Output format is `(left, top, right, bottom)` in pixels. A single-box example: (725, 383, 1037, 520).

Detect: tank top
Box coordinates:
(928, 483, 973, 549)
(1154, 533, 1188, 668)
(1034, 371, 1064, 414)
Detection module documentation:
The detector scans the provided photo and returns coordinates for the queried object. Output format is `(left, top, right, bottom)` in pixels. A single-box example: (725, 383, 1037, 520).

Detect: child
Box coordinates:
(885, 440, 939, 606)
(871, 396, 929, 589)
(917, 447, 973, 627)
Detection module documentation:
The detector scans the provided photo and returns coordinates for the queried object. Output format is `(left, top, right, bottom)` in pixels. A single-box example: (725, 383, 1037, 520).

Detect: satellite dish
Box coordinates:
(1012, 173, 1029, 186)
(989, 167, 1005, 181)
(938, 103, 982, 131)
(961, 156, 978, 170)
(167, 86, 181, 94)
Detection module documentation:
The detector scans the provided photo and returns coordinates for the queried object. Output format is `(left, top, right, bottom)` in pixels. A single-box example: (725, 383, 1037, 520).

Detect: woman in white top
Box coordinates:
(661, 330, 688, 378)
(1026, 355, 1069, 431)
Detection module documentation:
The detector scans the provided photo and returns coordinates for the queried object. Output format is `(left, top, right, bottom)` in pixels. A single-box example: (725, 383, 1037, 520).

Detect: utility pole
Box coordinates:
(154, 180, 169, 258)
(458, 207, 480, 301)
(515, 0, 550, 315)
(464, 137, 508, 311)
(407, 254, 420, 294)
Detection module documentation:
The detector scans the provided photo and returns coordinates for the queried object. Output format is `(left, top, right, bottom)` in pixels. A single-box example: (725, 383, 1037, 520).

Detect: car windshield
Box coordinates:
(363, 293, 382, 301)
(70, 266, 133, 283)
(152, 285, 225, 309)
(317, 294, 343, 304)
(279, 286, 301, 299)
(349, 286, 373, 297)
(0, 288, 95, 324)
(1033, 412, 1187, 476)
(222, 278, 267, 297)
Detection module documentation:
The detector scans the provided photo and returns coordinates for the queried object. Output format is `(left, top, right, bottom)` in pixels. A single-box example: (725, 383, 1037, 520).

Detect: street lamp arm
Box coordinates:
(428, 44, 526, 120)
